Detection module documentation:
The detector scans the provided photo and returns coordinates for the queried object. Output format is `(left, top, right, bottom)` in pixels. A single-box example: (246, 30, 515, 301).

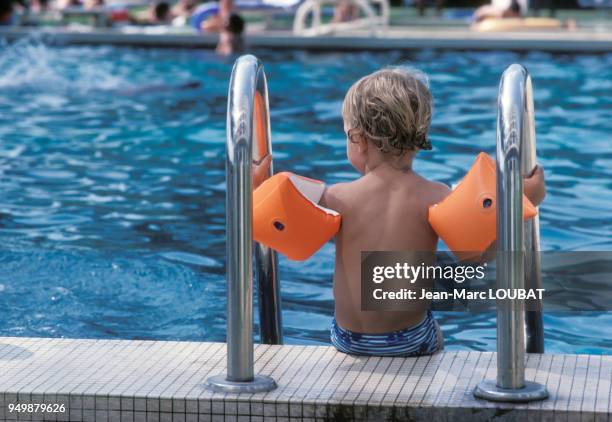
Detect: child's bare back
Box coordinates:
(324, 158, 449, 334)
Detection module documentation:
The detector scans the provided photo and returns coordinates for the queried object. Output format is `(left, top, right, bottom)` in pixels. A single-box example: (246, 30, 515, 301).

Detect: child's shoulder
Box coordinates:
(321, 173, 450, 214)
(320, 180, 357, 214)
(409, 172, 451, 208)
(422, 177, 451, 204)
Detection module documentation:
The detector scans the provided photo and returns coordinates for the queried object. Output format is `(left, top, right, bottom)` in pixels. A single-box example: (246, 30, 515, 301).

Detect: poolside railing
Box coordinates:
(210, 57, 549, 398)
(474, 64, 548, 402)
(207, 55, 280, 393)
(293, 0, 390, 36)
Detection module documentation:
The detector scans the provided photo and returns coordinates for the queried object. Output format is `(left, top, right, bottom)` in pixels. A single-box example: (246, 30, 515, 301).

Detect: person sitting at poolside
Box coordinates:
(216, 12, 245, 55)
(320, 68, 546, 357)
(332, 0, 359, 23)
(472, 0, 577, 31)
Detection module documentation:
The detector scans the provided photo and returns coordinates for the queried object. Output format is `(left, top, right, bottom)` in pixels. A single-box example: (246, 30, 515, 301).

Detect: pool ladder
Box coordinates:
(474, 64, 548, 402)
(208, 56, 548, 397)
(207, 55, 281, 393)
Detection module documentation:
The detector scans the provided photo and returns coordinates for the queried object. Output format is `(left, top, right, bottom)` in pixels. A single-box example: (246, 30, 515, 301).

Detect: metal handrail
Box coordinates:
(521, 76, 545, 355)
(207, 54, 280, 393)
(474, 64, 548, 402)
(292, 0, 389, 36)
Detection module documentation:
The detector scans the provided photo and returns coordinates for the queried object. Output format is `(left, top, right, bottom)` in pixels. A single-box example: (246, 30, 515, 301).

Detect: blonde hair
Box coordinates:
(342, 67, 433, 155)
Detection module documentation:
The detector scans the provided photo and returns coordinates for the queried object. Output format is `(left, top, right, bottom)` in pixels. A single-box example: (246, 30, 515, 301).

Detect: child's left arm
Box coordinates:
(321, 183, 347, 221)
(460, 165, 546, 263)
(474, 165, 546, 263)
(253, 155, 273, 189)
(524, 165, 546, 207)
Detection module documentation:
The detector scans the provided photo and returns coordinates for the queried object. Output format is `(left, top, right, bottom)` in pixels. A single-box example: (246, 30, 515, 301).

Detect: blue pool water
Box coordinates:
(0, 39, 610, 354)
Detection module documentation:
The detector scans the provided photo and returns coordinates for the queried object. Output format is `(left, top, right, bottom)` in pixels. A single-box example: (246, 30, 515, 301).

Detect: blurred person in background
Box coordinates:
(192, 0, 233, 32)
(216, 12, 244, 55)
(84, 0, 104, 9)
(172, 0, 196, 25)
(473, 0, 524, 22)
(333, 0, 359, 22)
(190, 0, 246, 55)
(31, 0, 49, 12)
(129, 0, 172, 24)
(150, 1, 172, 23)
(0, 0, 15, 24)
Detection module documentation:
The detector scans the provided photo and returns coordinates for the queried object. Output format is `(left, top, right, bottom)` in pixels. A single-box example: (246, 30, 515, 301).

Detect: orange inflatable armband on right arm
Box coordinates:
(428, 153, 537, 259)
(253, 172, 341, 261)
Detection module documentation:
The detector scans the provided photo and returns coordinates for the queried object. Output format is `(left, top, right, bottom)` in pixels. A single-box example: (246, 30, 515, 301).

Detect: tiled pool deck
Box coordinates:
(0, 337, 609, 421)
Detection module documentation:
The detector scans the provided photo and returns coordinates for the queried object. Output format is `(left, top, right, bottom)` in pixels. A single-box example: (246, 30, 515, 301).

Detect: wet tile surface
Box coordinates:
(0, 338, 609, 421)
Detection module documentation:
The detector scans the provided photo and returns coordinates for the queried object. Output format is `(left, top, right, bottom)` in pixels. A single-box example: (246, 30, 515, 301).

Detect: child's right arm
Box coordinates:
(321, 183, 347, 215)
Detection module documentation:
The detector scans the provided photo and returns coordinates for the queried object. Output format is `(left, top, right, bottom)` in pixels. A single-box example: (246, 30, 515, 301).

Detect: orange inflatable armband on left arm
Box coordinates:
(253, 172, 341, 261)
(428, 152, 537, 260)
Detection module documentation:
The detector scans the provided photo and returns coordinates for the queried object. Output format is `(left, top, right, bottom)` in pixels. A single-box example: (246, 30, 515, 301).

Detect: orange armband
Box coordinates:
(253, 172, 341, 261)
(428, 152, 537, 259)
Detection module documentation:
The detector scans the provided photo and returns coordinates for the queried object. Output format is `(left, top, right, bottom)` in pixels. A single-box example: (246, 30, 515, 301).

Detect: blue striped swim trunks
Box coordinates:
(330, 310, 441, 357)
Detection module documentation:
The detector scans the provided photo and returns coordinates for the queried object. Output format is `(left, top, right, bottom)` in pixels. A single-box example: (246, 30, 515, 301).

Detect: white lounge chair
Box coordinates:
(235, 0, 389, 35)
(292, 0, 389, 36)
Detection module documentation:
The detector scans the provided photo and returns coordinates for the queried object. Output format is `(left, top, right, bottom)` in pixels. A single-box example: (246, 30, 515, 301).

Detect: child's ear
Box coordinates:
(358, 136, 368, 153)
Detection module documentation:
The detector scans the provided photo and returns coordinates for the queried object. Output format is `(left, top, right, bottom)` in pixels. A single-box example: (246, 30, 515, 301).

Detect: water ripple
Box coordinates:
(0, 42, 610, 352)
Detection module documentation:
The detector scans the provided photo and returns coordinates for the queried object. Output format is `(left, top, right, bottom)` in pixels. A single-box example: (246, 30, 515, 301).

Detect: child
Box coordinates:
(321, 68, 546, 357)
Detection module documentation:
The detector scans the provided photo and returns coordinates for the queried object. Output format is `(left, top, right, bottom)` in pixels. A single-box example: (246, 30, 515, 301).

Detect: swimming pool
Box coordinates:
(0, 39, 610, 354)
